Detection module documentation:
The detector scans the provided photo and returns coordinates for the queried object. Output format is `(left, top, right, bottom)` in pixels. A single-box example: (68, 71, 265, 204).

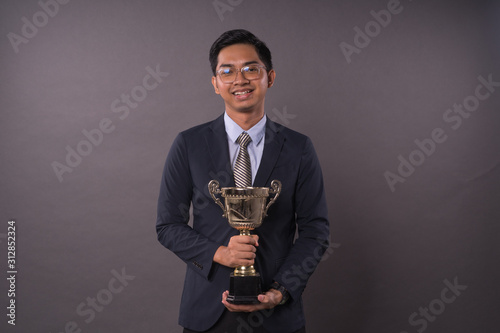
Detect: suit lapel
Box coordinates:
(205, 114, 235, 187)
(254, 117, 284, 187)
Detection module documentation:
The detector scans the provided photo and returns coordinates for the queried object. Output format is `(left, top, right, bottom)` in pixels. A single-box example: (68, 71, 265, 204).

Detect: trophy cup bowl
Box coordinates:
(208, 179, 281, 304)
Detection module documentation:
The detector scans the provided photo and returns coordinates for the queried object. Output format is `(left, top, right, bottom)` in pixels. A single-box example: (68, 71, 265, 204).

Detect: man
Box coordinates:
(156, 29, 329, 333)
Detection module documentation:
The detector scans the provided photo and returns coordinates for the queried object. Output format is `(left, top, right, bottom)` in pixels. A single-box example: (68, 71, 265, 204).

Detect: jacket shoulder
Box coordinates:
(179, 120, 215, 136)
(268, 119, 310, 145)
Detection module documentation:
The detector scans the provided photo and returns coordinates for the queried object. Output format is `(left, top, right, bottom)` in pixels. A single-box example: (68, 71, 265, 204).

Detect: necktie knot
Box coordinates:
(236, 132, 252, 148)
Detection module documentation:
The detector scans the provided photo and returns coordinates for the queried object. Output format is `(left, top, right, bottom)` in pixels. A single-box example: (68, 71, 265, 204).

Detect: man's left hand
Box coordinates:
(222, 289, 282, 312)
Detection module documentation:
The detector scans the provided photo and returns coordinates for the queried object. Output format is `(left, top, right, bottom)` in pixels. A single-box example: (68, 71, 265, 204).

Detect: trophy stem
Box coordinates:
(239, 229, 251, 236)
(233, 229, 257, 277)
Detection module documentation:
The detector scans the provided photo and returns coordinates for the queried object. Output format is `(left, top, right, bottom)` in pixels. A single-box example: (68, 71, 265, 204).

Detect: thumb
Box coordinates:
(252, 234, 259, 246)
(257, 293, 268, 303)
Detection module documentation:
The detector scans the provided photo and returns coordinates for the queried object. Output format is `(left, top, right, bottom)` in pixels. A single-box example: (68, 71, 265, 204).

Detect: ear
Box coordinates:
(212, 76, 220, 95)
(267, 69, 276, 88)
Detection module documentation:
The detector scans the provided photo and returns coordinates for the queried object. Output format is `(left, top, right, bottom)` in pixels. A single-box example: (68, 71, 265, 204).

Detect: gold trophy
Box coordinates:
(208, 179, 281, 304)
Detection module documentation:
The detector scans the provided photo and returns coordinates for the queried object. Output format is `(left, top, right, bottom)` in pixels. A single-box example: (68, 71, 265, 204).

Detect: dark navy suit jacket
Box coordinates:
(156, 114, 329, 332)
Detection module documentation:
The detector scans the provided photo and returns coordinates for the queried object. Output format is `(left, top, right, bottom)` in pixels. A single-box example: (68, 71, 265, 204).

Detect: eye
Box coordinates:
(219, 68, 234, 76)
(243, 66, 259, 73)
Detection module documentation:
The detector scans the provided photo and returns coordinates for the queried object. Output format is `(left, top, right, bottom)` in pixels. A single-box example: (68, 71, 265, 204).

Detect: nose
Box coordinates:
(233, 69, 249, 83)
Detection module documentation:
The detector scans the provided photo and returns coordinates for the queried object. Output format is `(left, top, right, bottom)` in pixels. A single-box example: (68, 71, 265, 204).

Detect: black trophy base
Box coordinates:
(227, 272, 262, 305)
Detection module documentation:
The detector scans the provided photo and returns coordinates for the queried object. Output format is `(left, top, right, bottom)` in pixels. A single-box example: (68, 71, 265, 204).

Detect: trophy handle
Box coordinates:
(263, 180, 282, 217)
(208, 180, 226, 217)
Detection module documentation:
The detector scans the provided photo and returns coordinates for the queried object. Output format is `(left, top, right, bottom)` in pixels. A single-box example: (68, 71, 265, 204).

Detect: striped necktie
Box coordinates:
(234, 132, 252, 187)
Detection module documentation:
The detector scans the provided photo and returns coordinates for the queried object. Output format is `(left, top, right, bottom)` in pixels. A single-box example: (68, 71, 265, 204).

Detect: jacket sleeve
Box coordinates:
(156, 133, 221, 280)
(274, 136, 330, 301)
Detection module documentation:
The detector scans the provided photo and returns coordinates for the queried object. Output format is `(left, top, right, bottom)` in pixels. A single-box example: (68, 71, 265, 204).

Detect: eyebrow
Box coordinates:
(218, 61, 260, 68)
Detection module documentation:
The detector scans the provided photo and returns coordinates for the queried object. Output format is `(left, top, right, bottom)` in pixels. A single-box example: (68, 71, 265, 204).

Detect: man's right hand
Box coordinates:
(213, 235, 259, 268)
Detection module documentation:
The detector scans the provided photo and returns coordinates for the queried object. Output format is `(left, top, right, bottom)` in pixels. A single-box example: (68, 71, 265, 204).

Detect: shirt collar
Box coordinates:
(224, 112, 266, 146)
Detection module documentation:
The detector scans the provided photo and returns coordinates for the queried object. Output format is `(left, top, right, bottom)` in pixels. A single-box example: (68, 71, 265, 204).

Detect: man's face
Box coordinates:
(211, 43, 275, 115)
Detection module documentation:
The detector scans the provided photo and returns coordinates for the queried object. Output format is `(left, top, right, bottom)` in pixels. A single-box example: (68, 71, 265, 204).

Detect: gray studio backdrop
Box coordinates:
(1, 0, 499, 332)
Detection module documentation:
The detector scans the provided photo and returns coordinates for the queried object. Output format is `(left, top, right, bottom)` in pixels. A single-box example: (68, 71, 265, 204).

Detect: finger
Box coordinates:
(225, 302, 261, 313)
(251, 234, 259, 246)
(228, 240, 256, 255)
(236, 244, 257, 253)
(221, 291, 265, 312)
(258, 293, 276, 307)
(222, 291, 241, 312)
(263, 290, 280, 307)
(222, 290, 229, 300)
(234, 235, 258, 246)
(233, 258, 255, 267)
(222, 295, 252, 312)
(229, 235, 249, 243)
(235, 252, 256, 261)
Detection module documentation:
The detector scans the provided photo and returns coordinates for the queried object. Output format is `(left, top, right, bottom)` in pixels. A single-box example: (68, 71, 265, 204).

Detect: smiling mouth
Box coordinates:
(233, 90, 253, 96)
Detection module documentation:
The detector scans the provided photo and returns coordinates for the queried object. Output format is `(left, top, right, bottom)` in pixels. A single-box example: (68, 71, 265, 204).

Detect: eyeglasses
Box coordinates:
(216, 64, 266, 83)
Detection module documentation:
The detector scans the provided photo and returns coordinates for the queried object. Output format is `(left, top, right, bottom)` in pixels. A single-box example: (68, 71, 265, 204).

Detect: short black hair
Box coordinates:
(209, 29, 273, 75)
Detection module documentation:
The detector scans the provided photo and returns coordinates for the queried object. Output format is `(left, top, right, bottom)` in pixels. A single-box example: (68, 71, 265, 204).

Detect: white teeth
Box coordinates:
(234, 91, 250, 95)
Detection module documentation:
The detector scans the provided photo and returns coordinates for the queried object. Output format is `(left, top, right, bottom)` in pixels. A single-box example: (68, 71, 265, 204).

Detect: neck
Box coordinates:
(226, 109, 265, 131)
